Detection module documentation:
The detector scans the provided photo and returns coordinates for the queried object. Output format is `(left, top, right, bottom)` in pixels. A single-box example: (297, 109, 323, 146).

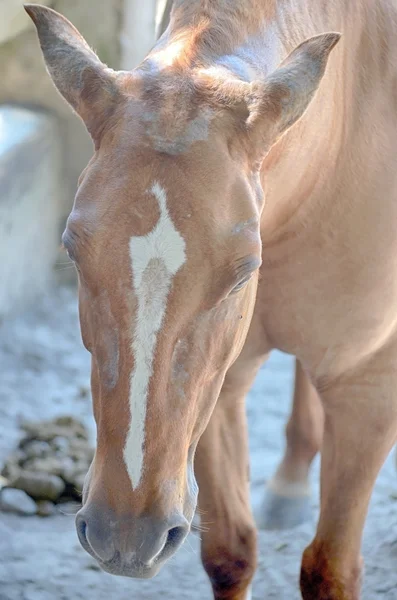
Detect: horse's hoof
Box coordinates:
(255, 480, 312, 530)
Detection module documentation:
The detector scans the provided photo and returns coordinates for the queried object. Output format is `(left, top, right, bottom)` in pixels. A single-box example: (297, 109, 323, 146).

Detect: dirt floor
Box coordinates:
(1, 285, 397, 599)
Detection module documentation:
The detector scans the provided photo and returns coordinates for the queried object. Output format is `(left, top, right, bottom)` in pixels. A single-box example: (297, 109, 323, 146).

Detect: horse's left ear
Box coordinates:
(24, 4, 121, 146)
(244, 32, 341, 157)
(201, 32, 340, 162)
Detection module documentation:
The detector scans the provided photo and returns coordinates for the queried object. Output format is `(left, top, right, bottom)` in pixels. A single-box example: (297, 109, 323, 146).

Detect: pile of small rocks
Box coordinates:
(0, 416, 94, 517)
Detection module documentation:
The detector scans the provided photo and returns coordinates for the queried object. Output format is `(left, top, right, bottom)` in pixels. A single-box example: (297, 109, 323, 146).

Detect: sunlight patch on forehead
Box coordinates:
(124, 182, 186, 489)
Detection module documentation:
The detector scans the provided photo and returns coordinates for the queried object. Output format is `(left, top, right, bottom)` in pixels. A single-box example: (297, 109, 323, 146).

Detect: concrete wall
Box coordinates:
(0, 106, 60, 317)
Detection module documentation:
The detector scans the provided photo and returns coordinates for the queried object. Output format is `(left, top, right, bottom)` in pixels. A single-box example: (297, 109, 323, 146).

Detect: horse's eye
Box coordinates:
(63, 242, 78, 263)
(231, 275, 252, 294)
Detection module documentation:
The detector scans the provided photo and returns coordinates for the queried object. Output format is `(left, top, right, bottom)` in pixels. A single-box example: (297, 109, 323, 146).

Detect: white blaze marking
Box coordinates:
(246, 585, 253, 600)
(124, 182, 186, 488)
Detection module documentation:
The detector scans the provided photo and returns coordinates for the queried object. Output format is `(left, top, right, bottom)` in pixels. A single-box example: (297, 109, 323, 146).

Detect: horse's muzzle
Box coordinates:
(75, 505, 190, 578)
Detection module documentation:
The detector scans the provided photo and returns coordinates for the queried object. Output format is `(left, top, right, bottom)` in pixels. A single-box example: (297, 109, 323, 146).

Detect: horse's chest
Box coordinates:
(255, 234, 397, 380)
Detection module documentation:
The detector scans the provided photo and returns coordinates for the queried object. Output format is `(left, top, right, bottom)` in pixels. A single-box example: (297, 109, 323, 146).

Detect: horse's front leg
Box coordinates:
(195, 352, 265, 600)
(300, 344, 397, 599)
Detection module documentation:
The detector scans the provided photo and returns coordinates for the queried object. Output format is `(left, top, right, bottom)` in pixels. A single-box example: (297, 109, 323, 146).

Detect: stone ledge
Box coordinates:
(0, 0, 52, 46)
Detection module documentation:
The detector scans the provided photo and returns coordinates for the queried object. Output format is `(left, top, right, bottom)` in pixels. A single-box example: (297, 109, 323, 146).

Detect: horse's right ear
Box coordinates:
(24, 4, 120, 146)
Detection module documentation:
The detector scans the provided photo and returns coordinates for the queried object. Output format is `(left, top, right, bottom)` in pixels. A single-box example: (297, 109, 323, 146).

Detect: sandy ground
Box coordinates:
(1, 284, 397, 599)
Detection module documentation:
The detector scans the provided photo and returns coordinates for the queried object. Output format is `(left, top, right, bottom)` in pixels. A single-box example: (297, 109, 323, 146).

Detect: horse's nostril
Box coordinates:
(76, 517, 88, 546)
(75, 512, 116, 564)
(164, 525, 188, 554)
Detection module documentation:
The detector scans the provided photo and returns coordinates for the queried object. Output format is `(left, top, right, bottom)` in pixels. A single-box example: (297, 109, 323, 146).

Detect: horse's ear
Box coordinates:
(244, 32, 341, 158)
(24, 4, 120, 146)
(201, 32, 340, 162)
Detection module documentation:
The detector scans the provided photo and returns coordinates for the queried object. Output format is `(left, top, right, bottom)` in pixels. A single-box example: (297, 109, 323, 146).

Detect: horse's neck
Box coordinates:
(259, 1, 397, 242)
(163, 0, 279, 70)
(165, 0, 349, 61)
(169, 0, 275, 36)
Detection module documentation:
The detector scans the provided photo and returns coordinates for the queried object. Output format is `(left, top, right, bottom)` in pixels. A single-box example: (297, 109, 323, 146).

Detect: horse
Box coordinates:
(26, 2, 397, 599)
